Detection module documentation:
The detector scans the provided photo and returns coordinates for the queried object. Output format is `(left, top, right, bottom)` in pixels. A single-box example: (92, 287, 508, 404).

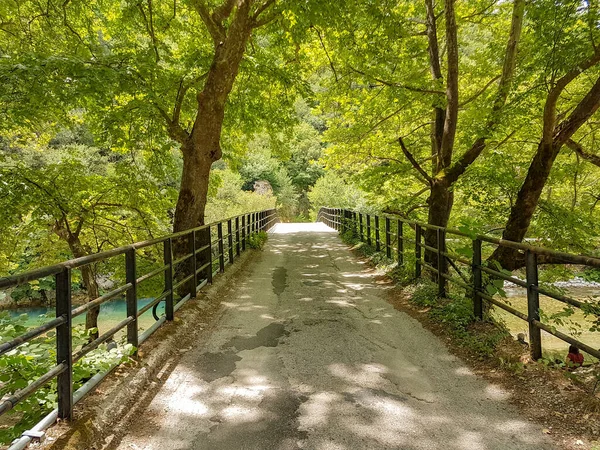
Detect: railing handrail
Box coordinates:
(0, 208, 279, 430)
(0, 208, 276, 290)
(318, 207, 600, 362)
(318, 207, 600, 268)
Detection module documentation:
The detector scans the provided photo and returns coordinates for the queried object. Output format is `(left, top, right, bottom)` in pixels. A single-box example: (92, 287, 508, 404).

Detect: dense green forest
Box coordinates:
(1, 0, 600, 298)
(2, 0, 600, 272)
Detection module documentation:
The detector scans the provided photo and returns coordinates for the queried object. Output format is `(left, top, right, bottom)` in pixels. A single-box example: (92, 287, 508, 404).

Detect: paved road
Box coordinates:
(115, 223, 555, 450)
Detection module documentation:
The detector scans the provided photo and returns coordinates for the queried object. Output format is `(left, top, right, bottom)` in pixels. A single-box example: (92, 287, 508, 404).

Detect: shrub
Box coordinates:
(247, 231, 268, 249)
(410, 280, 439, 307)
(0, 312, 134, 444)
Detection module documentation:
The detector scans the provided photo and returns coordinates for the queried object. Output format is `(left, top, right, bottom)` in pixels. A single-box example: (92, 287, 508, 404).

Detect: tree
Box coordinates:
(490, 0, 600, 269)
(316, 0, 525, 272)
(0, 138, 175, 334)
(0, 0, 304, 239)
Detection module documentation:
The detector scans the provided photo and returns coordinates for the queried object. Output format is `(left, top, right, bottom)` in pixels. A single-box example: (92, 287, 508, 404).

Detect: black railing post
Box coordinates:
(125, 248, 138, 349)
(385, 217, 391, 258)
(359, 213, 364, 241)
(206, 226, 213, 284)
(236, 217, 241, 256)
(189, 231, 197, 297)
(397, 219, 404, 266)
(415, 225, 422, 278)
(218, 222, 225, 272)
(473, 239, 483, 320)
(56, 268, 73, 420)
(375, 216, 381, 251)
(164, 238, 174, 321)
(366, 214, 372, 246)
(436, 228, 446, 297)
(228, 219, 234, 264)
(526, 250, 542, 360)
(241, 216, 246, 251)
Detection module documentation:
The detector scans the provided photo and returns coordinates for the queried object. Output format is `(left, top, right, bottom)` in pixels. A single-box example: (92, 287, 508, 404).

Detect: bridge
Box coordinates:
(6, 208, 600, 449)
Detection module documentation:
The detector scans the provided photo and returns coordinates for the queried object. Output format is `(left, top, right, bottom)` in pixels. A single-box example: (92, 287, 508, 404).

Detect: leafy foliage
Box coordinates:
(247, 231, 269, 249)
(0, 312, 134, 444)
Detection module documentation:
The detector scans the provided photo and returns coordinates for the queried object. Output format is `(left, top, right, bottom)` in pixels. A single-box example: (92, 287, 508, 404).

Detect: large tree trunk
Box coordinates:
(424, 179, 453, 269)
(490, 73, 600, 270)
(54, 221, 100, 338)
(173, 5, 252, 232)
(490, 142, 559, 270)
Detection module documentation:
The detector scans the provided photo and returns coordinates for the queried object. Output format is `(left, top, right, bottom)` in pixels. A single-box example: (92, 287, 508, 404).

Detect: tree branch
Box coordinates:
(440, 0, 459, 168)
(567, 139, 600, 167)
(444, 0, 525, 184)
(154, 102, 189, 144)
(314, 26, 338, 82)
(252, 0, 276, 21)
(349, 67, 445, 95)
(213, 0, 236, 23)
(459, 74, 501, 108)
(398, 137, 433, 184)
(554, 74, 600, 147)
(543, 49, 600, 145)
(191, 0, 224, 42)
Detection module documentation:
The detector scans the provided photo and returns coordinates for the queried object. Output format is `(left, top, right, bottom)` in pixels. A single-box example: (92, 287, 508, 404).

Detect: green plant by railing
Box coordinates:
(0, 312, 133, 444)
(319, 207, 600, 363)
(247, 231, 268, 249)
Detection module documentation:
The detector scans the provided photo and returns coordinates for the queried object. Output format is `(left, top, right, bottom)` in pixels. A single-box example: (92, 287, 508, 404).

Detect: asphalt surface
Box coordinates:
(115, 223, 556, 450)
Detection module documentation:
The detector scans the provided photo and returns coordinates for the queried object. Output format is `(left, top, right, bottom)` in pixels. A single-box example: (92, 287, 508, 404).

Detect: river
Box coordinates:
(495, 284, 600, 361)
(8, 298, 166, 337)
(6, 285, 600, 360)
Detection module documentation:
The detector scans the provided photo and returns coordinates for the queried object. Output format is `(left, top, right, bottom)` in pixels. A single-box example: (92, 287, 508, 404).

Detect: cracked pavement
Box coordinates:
(114, 223, 556, 450)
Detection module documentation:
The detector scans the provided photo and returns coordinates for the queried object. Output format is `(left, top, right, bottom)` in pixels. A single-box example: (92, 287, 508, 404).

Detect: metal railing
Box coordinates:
(318, 207, 600, 361)
(0, 208, 278, 422)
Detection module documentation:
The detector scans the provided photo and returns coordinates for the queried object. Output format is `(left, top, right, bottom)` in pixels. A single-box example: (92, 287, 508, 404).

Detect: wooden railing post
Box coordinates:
(189, 231, 197, 297)
(241, 216, 246, 251)
(359, 213, 364, 241)
(56, 268, 73, 420)
(385, 217, 391, 259)
(228, 219, 234, 264)
(236, 217, 241, 256)
(526, 250, 542, 360)
(206, 226, 213, 284)
(415, 225, 422, 278)
(473, 239, 483, 320)
(366, 214, 372, 246)
(125, 248, 138, 350)
(217, 223, 225, 273)
(375, 216, 381, 251)
(397, 219, 404, 266)
(436, 228, 446, 297)
(164, 238, 174, 321)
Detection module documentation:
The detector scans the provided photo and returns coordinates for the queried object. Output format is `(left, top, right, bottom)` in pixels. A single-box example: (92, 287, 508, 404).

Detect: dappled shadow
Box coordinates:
(111, 223, 555, 450)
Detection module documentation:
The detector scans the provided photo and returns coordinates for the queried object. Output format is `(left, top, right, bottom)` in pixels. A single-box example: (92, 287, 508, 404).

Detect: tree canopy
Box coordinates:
(3, 0, 600, 275)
